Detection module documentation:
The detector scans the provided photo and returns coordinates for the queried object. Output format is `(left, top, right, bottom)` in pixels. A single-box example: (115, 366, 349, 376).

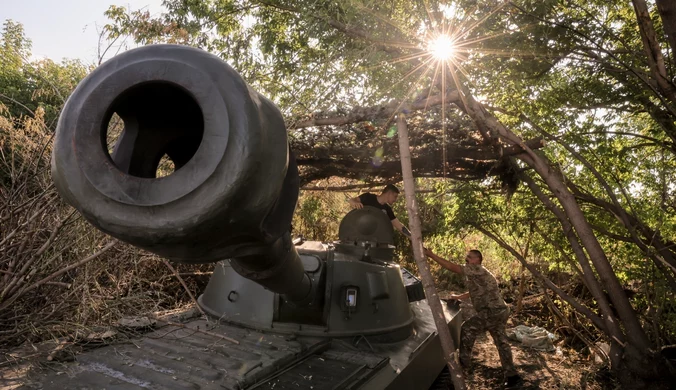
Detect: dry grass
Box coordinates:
(0, 105, 211, 355)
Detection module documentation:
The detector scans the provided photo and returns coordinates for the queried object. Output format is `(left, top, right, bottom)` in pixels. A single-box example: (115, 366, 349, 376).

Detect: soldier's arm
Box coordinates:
(449, 292, 471, 300)
(391, 219, 411, 237)
(423, 248, 463, 274)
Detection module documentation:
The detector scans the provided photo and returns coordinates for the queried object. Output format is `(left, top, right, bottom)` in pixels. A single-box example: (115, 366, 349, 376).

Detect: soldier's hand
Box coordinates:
(348, 199, 363, 209)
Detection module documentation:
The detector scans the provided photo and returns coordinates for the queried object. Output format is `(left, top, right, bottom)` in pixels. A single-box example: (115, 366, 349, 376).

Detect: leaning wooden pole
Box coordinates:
(396, 113, 467, 389)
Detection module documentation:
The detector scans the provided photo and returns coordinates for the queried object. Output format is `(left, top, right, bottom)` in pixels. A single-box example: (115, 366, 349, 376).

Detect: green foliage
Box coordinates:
(292, 190, 351, 241)
(0, 20, 90, 126)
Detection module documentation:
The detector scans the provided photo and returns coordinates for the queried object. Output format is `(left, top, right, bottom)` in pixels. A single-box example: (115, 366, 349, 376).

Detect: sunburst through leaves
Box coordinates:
(359, 0, 515, 178)
(428, 34, 457, 61)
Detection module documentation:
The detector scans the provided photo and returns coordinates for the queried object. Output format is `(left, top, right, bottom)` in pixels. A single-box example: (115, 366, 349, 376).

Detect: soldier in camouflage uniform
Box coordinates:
(424, 248, 522, 388)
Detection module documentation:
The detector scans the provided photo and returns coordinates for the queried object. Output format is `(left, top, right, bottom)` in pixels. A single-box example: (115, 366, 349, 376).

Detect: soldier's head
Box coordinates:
(381, 184, 400, 205)
(465, 250, 483, 265)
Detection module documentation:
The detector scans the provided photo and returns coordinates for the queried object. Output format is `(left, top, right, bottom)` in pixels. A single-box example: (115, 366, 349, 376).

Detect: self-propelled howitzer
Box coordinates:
(48, 44, 462, 390)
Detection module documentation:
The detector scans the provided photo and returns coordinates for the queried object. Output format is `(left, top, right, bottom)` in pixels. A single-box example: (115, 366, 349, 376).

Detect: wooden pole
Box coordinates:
(396, 113, 467, 390)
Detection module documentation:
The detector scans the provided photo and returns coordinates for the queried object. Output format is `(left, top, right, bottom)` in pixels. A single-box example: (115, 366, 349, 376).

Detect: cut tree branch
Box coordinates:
(290, 91, 461, 129)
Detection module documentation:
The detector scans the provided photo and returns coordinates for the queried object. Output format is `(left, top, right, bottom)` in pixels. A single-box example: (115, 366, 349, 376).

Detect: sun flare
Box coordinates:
(428, 34, 456, 61)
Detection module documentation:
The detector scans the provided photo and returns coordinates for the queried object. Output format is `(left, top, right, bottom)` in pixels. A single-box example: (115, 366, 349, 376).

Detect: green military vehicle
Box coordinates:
(37, 44, 462, 390)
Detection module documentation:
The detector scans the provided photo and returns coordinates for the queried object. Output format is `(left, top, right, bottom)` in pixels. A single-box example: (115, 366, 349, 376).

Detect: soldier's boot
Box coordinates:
(459, 355, 472, 370)
(504, 374, 523, 389)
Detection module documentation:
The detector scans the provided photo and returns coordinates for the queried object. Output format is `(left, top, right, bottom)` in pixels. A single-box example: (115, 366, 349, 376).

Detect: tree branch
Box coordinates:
(290, 91, 461, 129)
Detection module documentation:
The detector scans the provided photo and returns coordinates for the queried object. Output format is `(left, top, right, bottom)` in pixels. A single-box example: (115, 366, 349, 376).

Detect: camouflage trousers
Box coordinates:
(459, 306, 516, 377)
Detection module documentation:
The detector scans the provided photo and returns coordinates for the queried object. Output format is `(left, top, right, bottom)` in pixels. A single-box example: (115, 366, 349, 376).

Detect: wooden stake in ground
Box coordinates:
(161, 258, 207, 318)
(396, 113, 467, 390)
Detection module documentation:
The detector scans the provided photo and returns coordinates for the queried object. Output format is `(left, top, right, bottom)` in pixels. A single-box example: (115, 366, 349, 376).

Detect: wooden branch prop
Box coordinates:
(161, 258, 207, 318)
(396, 113, 466, 390)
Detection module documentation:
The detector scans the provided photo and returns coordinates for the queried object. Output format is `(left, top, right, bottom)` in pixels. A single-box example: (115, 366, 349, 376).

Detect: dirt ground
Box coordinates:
(434, 288, 620, 390)
(462, 332, 615, 389)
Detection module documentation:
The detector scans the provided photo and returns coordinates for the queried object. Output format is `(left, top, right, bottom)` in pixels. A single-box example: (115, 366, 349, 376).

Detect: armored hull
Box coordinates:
(21, 294, 460, 390)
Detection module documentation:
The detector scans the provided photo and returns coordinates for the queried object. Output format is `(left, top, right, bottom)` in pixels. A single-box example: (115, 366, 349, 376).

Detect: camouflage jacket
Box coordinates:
(462, 263, 507, 312)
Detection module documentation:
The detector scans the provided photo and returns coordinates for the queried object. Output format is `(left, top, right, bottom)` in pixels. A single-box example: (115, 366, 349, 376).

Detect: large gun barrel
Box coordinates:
(51, 44, 311, 303)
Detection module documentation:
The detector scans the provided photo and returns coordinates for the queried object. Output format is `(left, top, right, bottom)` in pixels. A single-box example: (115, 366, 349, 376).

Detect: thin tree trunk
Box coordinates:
(515, 264, 526, 315)
(632, 0, 676, 106)
(396, 113, 466, 390)
(519, 173, 626, 366)
(532, 224, 584, 279)
(519, 175, 622, 330)
(517, 152, 652, 350)
(473, 225, 606, 331)
(515, 226, 533, 314)
(655, 0, 676, 67)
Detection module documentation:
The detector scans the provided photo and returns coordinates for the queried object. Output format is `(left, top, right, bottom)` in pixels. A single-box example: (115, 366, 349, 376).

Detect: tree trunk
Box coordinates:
(656, 0, 676, 67)
(516, 152, 651, 348)
(396, 113, 466, 390)
(515, 265, 526, 315)
(632, 0, 676, 106)
(532, 224, 584, 279)
(515, 227, 533, 315)
(519, 172, 625, 367)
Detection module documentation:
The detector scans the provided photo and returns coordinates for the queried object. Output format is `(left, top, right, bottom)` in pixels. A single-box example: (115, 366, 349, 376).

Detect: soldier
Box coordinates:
(423, 248, 523, 388)
(348, 184, 413, 238)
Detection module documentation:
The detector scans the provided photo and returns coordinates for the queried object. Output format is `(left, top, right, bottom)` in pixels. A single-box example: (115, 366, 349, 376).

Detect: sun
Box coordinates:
(428, 34, 456, 61)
